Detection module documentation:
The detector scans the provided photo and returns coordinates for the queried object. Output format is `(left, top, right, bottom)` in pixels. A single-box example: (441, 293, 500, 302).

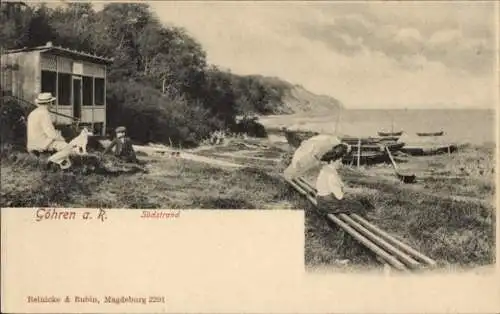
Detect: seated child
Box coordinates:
(102, 126, 139, 163)
(315, 143, 366, 215)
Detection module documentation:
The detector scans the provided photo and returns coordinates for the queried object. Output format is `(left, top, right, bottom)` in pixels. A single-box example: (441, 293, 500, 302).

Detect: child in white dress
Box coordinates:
(315, 143, 354, 214)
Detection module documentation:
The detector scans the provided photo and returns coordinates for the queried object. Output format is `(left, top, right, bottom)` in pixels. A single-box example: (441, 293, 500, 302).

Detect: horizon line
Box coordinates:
(341, 106, 495, 110)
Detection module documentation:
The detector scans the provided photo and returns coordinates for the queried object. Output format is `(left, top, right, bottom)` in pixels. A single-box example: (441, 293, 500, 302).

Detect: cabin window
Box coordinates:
(1, 69, 13, 95)
(82, 76, 93, 106)
(57, 73, 71, 106)
(41, 70, 57, 97)
(94, 77, 105, 106)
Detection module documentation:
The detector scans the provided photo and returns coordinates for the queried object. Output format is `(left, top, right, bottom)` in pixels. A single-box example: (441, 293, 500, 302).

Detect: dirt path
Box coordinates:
(210, 151, 281, 163)
(177, 152, 244, 168)
(131, 143, 246, 169)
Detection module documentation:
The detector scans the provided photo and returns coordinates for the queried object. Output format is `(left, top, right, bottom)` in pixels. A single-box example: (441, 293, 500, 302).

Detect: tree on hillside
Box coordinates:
(201, 66, 238, 126)
(0, 2, 31, 50)
(1, 2, 298, 146)
(26, 4, 56, 47)
(135, 24, 207, 99)
(49, 3, 96, 52)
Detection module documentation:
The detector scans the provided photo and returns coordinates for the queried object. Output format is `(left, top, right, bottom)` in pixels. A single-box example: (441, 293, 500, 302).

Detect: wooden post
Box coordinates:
(102, 65, 107, 136)
(391, 113, 394, 134)
(55, 68, 59, 124)
(357, 138, 361, 168)
(92, 72, 95, 131)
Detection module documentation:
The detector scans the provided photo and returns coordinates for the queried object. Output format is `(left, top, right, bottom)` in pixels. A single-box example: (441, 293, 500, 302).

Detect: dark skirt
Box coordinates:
(316, 194, 371, 215)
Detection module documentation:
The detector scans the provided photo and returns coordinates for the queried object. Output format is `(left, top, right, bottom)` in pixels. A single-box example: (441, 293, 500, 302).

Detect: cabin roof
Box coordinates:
(3, 42, 113, 64)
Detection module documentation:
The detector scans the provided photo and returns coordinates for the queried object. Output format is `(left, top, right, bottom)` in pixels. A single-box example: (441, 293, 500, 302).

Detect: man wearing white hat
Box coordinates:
(27, 92, 72, 169)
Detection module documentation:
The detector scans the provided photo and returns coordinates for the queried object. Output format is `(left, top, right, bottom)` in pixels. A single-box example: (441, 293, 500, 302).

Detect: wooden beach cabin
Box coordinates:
(0, 42, 113, 136)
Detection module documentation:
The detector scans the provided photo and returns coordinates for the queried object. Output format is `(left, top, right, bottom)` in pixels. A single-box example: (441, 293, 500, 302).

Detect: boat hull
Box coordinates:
(416, 131, 444, 137)
(283, 129, 405, 165)
(400, 144, 457, 156)
(378, 131, 403, 137)
(342, 151, 389, 166)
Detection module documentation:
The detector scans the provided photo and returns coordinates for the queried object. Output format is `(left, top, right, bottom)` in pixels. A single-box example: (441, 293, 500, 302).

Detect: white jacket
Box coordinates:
(26, 106, 63, 152)
(284, 134, 342, 180)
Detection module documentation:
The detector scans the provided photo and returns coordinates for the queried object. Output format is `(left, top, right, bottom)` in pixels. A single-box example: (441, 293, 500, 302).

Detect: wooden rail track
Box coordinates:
(285, 176, 437, 272)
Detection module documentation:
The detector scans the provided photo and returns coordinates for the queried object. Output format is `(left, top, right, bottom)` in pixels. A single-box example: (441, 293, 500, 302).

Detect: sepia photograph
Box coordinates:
(0, 0, 497, 278)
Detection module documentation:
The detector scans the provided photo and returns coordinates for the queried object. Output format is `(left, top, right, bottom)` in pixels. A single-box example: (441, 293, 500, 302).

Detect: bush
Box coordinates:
(0, 99, 28, 152)
(106, 80, 225, 148)
(232, 116, 268, 138)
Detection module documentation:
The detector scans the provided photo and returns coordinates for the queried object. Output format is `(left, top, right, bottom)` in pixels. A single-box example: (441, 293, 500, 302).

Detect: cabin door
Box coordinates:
(72, 76, 82, 120)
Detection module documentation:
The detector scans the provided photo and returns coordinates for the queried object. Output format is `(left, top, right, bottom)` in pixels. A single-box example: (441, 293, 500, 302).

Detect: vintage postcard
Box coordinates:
(1, 0, 499, 313)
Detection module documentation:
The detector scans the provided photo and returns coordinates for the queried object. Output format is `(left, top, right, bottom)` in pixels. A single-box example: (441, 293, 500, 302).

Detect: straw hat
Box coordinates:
(115, 126, 126, 133)
(35, 92, 56, 105)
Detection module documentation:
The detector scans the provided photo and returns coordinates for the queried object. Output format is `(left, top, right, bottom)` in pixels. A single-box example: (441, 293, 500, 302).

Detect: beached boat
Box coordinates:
(397, 131, 457, 156)
(283, 129, 407, 165)
(380, 142, 405, 151)
(400, 143, 457, 156)
(340, 136, 404, 150)
(378, 131, 403, 137)
(416, 131, 444, 137)
(378, 136, 400, 142)
(343, 139, 404, 152)
(284, 129, 404, 151)
(340, 136, 381, 145)
(342, 151, 389, 166)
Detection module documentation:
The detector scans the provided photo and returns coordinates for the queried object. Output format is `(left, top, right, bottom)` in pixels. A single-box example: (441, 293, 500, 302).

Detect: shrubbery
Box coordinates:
(0, 98, 27, 152)
(232, 116, 268, 138)
(106, 80, 224, 147)
(1, 2, 303, 147)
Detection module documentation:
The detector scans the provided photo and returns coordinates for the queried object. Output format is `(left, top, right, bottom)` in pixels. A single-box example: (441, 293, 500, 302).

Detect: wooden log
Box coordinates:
(327, 214, 409, 271)
(350, 213, 437, 267)
(339, 214, 421, 269)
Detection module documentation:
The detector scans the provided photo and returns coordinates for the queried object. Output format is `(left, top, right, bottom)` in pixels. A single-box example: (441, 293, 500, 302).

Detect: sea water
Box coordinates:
(262, 109, 496, 145)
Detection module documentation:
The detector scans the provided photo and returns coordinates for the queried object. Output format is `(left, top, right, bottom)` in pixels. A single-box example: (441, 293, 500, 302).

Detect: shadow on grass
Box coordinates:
(195, 197, 256, 209)
(1, 169, 95, 207)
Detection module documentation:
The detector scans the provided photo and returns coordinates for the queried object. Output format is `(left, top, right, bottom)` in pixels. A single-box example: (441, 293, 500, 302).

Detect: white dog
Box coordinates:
(69, 127, 93, 155)
(47, 128, 93, 170)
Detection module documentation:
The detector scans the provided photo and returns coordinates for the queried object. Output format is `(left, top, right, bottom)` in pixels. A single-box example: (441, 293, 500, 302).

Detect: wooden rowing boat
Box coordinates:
(378, 131, 403, 137)
(400, 144, 457, 156)
(283, 129, 406, 163)
(341, 136, 382, 145)
(284, 130, 403, 148)
(342, 151, 388, 165)
(416, 131, 444, 137)
(378, 136, 400, 142)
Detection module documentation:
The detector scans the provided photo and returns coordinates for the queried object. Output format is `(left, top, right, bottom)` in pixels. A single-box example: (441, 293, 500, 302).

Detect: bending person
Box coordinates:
(284, 133, 366, 214)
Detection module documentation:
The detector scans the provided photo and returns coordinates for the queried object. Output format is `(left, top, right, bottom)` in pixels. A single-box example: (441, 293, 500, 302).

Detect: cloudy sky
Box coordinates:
(63, 1, 492, 109)
(144, 1, 497, 109)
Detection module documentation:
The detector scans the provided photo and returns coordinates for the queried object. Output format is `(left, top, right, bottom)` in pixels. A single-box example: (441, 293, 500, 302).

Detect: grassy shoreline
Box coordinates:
(0, 137, 495, 270)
